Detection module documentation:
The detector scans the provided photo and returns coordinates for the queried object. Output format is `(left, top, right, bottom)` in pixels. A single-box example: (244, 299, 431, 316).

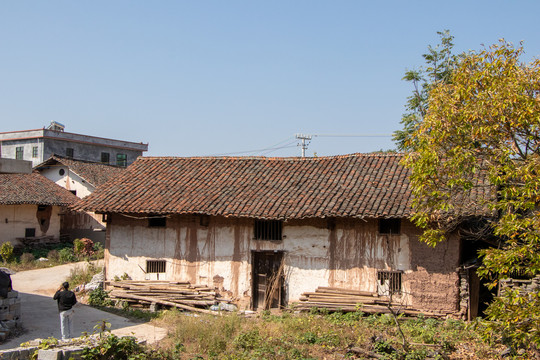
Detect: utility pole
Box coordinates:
(295, 134, 312, 157)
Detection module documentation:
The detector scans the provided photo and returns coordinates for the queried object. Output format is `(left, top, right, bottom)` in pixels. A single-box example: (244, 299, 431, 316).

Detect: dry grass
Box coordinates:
(150, 310, 506, 359)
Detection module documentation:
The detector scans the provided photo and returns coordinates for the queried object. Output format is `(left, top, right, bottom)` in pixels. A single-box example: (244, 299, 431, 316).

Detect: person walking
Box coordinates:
(53, 281, 77, 340)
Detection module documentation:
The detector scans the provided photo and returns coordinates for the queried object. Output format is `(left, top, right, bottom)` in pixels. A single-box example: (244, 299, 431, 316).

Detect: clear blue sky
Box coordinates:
(1, 1, 539, 157)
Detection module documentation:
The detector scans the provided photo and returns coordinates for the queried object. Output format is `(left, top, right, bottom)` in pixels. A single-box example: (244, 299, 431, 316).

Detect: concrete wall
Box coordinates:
(0, 129, 147, 167)
(105, 214, 461, 313)
(0, 204, 63, 245)
(0, 158, 32, 174)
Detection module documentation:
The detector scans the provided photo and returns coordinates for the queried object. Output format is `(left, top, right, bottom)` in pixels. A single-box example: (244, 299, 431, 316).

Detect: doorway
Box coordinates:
(252, 251, 285, 310)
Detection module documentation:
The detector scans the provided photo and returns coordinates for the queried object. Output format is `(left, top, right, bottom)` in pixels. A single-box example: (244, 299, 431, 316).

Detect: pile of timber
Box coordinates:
(107, 280, 230, 315)
(294, 287, 451, 318)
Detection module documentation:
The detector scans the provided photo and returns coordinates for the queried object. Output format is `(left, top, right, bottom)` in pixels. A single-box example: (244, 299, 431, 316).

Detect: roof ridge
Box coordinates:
(138, 152, 404, 161)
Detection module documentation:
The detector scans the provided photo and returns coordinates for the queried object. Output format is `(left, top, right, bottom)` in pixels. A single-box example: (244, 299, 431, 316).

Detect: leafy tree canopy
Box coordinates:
(404, 40, 540, 349)
(394, 30, 460, 151)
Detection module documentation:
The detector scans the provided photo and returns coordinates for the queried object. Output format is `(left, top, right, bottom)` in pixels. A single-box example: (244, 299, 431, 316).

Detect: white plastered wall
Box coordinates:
(0, 204, 62, 245)
(105, 216, 414, 309)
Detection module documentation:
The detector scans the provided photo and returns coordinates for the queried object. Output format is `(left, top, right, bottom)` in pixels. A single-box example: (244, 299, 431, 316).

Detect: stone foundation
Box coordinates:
(0, 290, 22, 342)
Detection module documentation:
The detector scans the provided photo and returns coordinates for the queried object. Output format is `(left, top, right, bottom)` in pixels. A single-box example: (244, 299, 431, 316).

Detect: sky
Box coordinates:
(1, 1, 540, 158)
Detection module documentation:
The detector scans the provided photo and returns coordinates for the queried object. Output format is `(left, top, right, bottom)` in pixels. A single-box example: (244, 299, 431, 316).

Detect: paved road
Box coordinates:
(0, 261, 167, 349)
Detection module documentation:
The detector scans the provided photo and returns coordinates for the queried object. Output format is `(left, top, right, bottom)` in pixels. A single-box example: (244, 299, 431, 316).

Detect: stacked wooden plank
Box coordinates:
(294, 287, 450, 318)
(107, 280, 230, 314)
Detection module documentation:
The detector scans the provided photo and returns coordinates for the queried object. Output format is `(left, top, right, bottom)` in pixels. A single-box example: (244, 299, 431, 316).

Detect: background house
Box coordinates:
(0, 158, 78, 246)
(74, 153, 486, 317)
(0, 121, 148, 167)
(34, 155, 126, 243)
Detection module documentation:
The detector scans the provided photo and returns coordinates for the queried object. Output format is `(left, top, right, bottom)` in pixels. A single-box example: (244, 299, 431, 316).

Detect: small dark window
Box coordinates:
(37, 205, 48, 211)
(379, 218, 401, 235)
(15, 147, 24, 160)
(66, 148, 74, 158)
(59, 169, 65, 176)
(70, 190, 77, 196)
(32, 146, 39, 158)
(25, 228, 36, 238)
(146, 260, 166, 273)
(377, 270, 402, 295)
(101, 152, 110, 164)
(148, 216, 167, 227)
(254, 220, 282, 240)
(116, 153, 127, 167)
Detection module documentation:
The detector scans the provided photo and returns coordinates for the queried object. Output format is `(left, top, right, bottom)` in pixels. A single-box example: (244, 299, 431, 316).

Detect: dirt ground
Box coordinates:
(0, 261, 167, 350)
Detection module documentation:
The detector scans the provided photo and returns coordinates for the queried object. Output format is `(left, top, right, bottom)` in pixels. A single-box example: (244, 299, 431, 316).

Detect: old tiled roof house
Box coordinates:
(75, 153, 476, 316)
(34, 155, 126, 243)
(0, 159, 78, 246)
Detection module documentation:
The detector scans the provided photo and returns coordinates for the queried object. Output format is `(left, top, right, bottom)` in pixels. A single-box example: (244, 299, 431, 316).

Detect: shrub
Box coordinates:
(47, 250, 60, 262)
(0, 242, 14, 263)
(20, 252, 35, 264)
(58, 248, 76, 262)
(88, 287, 112, 307)
(93, 242, 104, 259)
(74, 238, 95, 258)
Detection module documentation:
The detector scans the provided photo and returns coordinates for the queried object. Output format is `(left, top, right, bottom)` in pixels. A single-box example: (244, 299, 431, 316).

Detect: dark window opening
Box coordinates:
(116, 153, 127, 167)
(146, 260, 166, 273)
(59, 169, 65, 176)
(101, 152, 110, 164)
(32, 146, 38, 158)
(25, 228, 36, 238)
(148, 216, 167, 227)
(66, 148, 74, 158)
(379, 218, 401, 235)
(254, 220, 283, 240)
(377, 270, 402, 295)
(70, 190, 77, 196)
(15, 147, 24, 160)
(37, 205, 47, 211)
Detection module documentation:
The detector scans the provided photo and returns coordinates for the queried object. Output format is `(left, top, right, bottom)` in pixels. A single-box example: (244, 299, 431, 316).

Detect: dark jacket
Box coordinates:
(53, 289, 77, 312)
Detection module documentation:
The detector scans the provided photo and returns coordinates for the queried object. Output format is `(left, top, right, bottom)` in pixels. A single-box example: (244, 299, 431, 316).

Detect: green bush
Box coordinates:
(20, 252, 35, 264)
(0, 242, 14, 263)
(73, 238, 95, 257)
(88, 287, 112, 307)
(81, 334, 144, 360)
(58, 248, 76, 262)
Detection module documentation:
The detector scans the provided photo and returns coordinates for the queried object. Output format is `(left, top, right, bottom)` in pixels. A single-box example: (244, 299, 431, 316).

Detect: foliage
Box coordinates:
(67, 262, 102, 288)
(393, 30, 460, 151)
(404, 40, 540, 350)
(59, 247, 77, 262)
(88, 287, 113, 307)
(81, 334, 145, 360)
(152, 310, 499, 359)
(0, 242, 14, 263)
(20, 252, 35, 264)
(47, 249, 60, 262)
(74, 238, 95, 257)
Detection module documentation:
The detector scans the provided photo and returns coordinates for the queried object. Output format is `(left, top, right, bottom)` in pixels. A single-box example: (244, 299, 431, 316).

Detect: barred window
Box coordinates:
(32, 146, 39, 158)
(101, 152, 110, 164)
(146, 260, 166, 273)
(66, 148, 74, 158)
(377, 270, 402, 295)
(254, 220, 282, 240)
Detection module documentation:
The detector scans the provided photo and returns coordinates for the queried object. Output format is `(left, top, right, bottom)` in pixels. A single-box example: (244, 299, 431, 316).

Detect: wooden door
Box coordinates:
(252, 251, 284, 310)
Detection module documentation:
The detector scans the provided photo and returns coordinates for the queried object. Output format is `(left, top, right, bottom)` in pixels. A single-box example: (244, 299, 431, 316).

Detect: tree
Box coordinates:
(404, 41, 540, 350)
(393, 30, 459, 151)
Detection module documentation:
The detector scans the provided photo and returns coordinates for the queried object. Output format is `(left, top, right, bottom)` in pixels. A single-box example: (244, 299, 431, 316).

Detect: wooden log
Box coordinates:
(110, 291, 217, 315)
(315, 287, 377, 297)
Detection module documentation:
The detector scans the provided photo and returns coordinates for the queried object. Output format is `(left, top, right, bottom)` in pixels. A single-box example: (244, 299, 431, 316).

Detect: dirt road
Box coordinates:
(0, 261, 167, 350)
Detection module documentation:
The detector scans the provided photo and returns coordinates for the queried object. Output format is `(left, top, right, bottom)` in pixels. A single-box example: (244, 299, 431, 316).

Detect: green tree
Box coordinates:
(404, 41, 540, 349)
(393, 30, 459, 151)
